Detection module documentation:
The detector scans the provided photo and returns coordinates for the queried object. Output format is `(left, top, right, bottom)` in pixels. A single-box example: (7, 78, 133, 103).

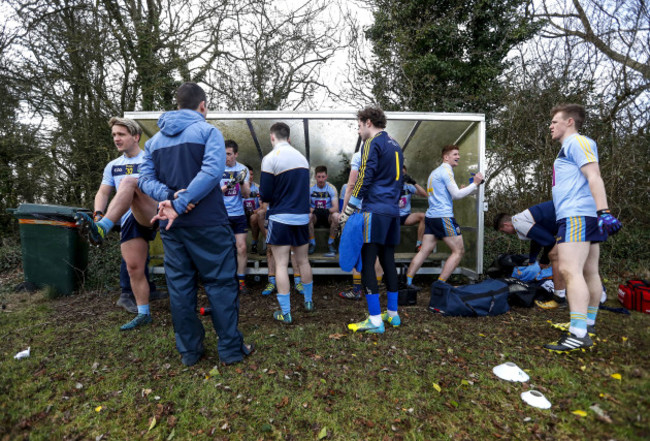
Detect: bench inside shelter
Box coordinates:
(126, 111, 486, 280)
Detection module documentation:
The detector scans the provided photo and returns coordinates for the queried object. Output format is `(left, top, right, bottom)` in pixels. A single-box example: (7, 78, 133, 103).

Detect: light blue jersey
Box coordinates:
(221, 162, 249, 217)
(101, 150, 146, 226)
(425, 163, 478, 218)
(310, 182, 338, 210)
(243, 182, 260, 212)
(426, 163, 455, 218)
(351, 151, 361, 171)
(399, 183, 417, 217)
(552, 133, 599, 220)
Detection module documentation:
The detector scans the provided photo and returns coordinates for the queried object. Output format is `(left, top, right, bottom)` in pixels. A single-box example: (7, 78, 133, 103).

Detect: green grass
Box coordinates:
(1, 228, 649, 440)
(1, 273, 649, 440)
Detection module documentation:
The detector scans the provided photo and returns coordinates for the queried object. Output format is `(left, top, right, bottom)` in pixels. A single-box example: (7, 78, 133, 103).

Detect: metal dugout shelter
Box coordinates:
(125, 111, 486, 279)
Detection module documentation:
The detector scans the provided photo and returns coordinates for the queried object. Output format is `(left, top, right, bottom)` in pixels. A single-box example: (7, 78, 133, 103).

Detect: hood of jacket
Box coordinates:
(157, 109, 204, 137)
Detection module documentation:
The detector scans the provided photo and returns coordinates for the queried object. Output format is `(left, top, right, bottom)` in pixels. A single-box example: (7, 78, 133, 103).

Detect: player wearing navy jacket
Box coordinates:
(138, 82, 252, 366)
(340, 107, 404, 334)
(260, 122, 314, 323)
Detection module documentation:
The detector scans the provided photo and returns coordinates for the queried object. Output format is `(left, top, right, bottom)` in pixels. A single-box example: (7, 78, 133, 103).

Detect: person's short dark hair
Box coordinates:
(551, 103, 585, 131)
(315, 165, 327, 175)
(494, 213, 512, 231)
(176, 82, 206, 110)
(270, 122, 290, 140)
(225, 139, 239, 153)
(441, 144, 459, 159)
(357, 106, 387, 129)
(244, 164, 254, 172)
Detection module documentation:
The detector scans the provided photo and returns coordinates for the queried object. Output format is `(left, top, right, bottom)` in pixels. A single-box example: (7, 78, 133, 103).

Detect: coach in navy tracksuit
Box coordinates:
(495, 201, 566, 302)
(340, 107, 404, 334)
(138, 82, 252, 366)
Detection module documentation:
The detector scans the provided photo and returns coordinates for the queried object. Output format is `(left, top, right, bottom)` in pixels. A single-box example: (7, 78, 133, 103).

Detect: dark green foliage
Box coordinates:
(365, 0, 540, 114)
(81, 236, 123, 293)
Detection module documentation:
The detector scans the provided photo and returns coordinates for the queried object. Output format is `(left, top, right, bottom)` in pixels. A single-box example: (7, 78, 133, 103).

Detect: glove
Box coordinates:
(93, 210, 104, 222)
(233, 169, 247, 185)
(597, 209, 622, 235)
(404, 174, 416, 185)
(338, 203, 357, 228)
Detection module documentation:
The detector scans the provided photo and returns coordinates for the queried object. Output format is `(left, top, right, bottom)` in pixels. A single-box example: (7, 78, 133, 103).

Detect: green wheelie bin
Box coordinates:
(11, 203, 90, 296)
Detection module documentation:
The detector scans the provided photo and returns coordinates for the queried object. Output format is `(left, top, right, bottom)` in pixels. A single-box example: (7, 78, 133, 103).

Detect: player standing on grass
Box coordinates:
(220, 140, 251, 294)
(544, 103, 621, 353)
(341, 107, 403, 334)
(260, 122, 314, 323)
(404, 145, 483, 287)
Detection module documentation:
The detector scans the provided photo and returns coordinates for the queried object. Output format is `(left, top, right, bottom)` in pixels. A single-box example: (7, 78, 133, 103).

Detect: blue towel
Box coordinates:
(511, 262, 541, 282)
(535, 266, 553, 281)
(339, 212, 363, 272)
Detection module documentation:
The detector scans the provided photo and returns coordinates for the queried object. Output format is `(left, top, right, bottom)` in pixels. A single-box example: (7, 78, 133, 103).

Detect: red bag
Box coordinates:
(618, 279, 650, 314)
(618, 284, 634, 309)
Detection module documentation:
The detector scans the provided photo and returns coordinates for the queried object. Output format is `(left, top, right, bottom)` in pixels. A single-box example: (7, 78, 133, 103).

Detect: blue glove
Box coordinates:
(597, 209, 622, 235)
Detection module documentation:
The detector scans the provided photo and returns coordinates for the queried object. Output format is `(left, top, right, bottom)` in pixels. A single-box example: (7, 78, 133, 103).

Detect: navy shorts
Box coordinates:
(228, 215, 248, 235)
(424, 217, 461, 240)
(266, 219, 309, 246)
(399, 214, 410, 225)
(556, 216, 607, 244)
(312, 208, 331, 228)
(120, 213, 158, 244)
(362, 212, 400, 245)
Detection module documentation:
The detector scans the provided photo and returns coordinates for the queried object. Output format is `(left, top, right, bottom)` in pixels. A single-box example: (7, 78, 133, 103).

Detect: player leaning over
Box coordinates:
(75, 117, 159, 331)
(341, 106, 404, 334)
(544, 103, 621, 353)
(260, 123, 314, 323)
(405, 145, 483, 286)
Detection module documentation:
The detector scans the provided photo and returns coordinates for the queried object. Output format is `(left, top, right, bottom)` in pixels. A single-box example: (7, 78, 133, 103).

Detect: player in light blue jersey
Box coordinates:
(405, 144, 483, 287)
(74, 117, 159, 331)
(308, 165, 340, 257)
(221, 140, 251, 294)
(400, 165, 427, 251)
(243, 165, 262, 254)
(544, 104, 621, 353)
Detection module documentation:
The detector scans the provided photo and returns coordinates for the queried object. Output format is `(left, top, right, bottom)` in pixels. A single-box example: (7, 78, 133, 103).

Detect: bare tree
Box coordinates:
(533, 0, 650, 132)
(487, 0, 650, 223)
(99, 0, 238, 111)
(205, 0, 345, 110)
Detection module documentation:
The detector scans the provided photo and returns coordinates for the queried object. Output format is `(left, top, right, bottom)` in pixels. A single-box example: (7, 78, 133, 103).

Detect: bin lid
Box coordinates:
(13, 203, 89, 222)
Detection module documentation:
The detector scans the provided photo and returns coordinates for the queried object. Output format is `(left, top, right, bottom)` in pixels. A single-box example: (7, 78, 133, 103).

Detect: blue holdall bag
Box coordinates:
(428, 279, 510, 317)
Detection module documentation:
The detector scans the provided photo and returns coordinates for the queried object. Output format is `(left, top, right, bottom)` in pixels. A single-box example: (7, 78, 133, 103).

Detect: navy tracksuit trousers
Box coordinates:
(160, 224, 246, 364)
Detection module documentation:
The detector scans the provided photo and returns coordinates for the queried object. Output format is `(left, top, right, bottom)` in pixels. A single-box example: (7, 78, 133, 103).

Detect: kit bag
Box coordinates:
(618, 279, 650, 313)
(428, 279, 510, 317)
(398, 286, 418, 306)
(396, 263, 418, 306)
(499, 277, 550, 307)
(486, 254, 529, 279)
